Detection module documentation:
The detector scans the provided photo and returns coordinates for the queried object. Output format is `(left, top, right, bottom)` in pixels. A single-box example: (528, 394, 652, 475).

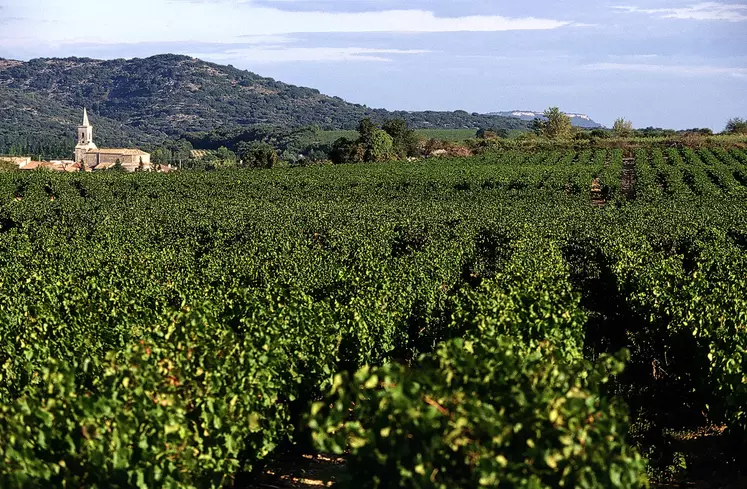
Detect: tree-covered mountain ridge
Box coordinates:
(0, 54, 530, 145)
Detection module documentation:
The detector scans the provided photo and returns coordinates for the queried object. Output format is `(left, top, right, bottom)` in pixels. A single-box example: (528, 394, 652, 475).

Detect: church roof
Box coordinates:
(19, 161, 40, 170)
(93, 162, 118, 170)
(82, 108, 90, 127)
(91, 148, 150, 156)
(39, 162, 66, 171)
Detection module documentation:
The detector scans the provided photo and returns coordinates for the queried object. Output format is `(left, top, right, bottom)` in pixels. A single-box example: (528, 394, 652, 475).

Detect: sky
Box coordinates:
(0, 1, 745, 129)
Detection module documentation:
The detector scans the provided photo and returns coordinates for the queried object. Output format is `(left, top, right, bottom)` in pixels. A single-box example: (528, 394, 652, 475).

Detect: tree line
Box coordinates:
(4, 107, 745, 169)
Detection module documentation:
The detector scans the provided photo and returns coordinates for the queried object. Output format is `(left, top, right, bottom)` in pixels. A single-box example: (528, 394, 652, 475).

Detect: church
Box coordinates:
(74, 109, 152, 171)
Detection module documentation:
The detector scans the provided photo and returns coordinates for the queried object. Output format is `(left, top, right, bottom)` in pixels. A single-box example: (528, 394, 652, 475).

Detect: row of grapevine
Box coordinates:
(0, 147, 745, 487)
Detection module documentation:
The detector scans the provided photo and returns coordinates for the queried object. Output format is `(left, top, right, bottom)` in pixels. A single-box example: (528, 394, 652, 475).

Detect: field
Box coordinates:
(1, 147, 747, 488)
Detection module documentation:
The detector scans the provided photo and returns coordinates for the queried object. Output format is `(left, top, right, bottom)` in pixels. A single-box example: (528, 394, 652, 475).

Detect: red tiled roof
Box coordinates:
(95, 148, 149, 156)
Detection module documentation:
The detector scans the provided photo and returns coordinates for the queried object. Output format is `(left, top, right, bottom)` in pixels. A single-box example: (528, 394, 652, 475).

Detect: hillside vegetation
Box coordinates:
(0, 54, 529, 155)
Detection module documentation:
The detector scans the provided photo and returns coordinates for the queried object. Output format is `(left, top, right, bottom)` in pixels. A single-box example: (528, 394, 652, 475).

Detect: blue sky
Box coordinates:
(0, 1, 745, 129)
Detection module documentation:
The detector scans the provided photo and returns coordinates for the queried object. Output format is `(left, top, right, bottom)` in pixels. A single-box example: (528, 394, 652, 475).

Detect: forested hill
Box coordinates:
(0, 54, 530, 152)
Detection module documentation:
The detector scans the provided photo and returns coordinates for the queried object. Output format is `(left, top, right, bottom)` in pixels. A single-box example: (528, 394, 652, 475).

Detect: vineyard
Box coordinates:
(1, 147, 747, 488)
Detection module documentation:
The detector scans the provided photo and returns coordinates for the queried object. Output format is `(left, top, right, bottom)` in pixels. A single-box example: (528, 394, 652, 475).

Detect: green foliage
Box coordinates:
(214, 146, 237, 167)
(311, 232, 646, 488)
(633, 127, 678, 138)
(0, 87, 158, 159)
(539, 107, 574, 139)
(366, 129, 394, 162)
(237, 141, 278, 168)
(150, 139, 194, 166)
(725, 117, 747, 135)
(476, 127, 508, 139)
(416, 129, 478, 142)
(0, 306, 290, 488)
(0, 55, 531, 156)
(331, 119, 395, 164)
(0, 159, 19, 172)
(683, 128, 713, 136)
(613, 118, 634, 137)
(311, 343, 645, 489)
(382, 119, 421, 158)
(451, 236, 588, 360)
(330, 137, 361, 165)
(0, 148, 746, 487)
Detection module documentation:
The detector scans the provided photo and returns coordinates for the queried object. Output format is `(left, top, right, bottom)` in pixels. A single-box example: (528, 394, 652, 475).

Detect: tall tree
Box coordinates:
(168, 139, 194, 165)
(332, 119, 394, 164)
(215, 146, 237, 167)
(382, 119, 420, 158)
(365, 130, 394, 162)
(330, 138, 362, 165)
(150, 147, 171, 164)
(612, 118, 634, 137)
(238, 142, 278, 169)
(725, 118, 747, 135)
(357, 119, 378, 146)
(539, 108, 573, 139)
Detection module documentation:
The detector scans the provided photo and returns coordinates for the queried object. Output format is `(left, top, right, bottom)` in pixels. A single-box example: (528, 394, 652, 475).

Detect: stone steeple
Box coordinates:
(75, 108, 97, 162)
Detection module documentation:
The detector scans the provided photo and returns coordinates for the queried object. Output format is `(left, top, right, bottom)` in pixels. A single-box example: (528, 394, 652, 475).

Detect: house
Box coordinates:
(19, 161, 40, 170)
(74, 109, 152, 171)
(38, 162, 65, 172)
(5, 111, 161, 173)
(1, 156, 32, 168)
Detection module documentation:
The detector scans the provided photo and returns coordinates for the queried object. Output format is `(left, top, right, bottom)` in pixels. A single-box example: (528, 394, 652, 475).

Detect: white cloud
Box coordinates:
(607, 54, 661, 60)
(0, 0, 572, 49)
(189, 46, 430, 63)
(236, 35, 297, 44)
(585, 62, 747, 77)
(615, 2, 747, 22)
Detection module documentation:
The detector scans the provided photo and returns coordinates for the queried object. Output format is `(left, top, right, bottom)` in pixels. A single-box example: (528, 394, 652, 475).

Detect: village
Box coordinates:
(1, 109, 174, 172)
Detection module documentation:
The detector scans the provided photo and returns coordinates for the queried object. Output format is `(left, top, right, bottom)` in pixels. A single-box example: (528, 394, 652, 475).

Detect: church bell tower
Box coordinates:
(74, 108, 97, 163)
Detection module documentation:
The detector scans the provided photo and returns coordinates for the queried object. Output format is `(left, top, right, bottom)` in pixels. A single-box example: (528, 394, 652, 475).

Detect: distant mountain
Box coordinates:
(489, 110, 603, 129)
(0, 54, 530, 155)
